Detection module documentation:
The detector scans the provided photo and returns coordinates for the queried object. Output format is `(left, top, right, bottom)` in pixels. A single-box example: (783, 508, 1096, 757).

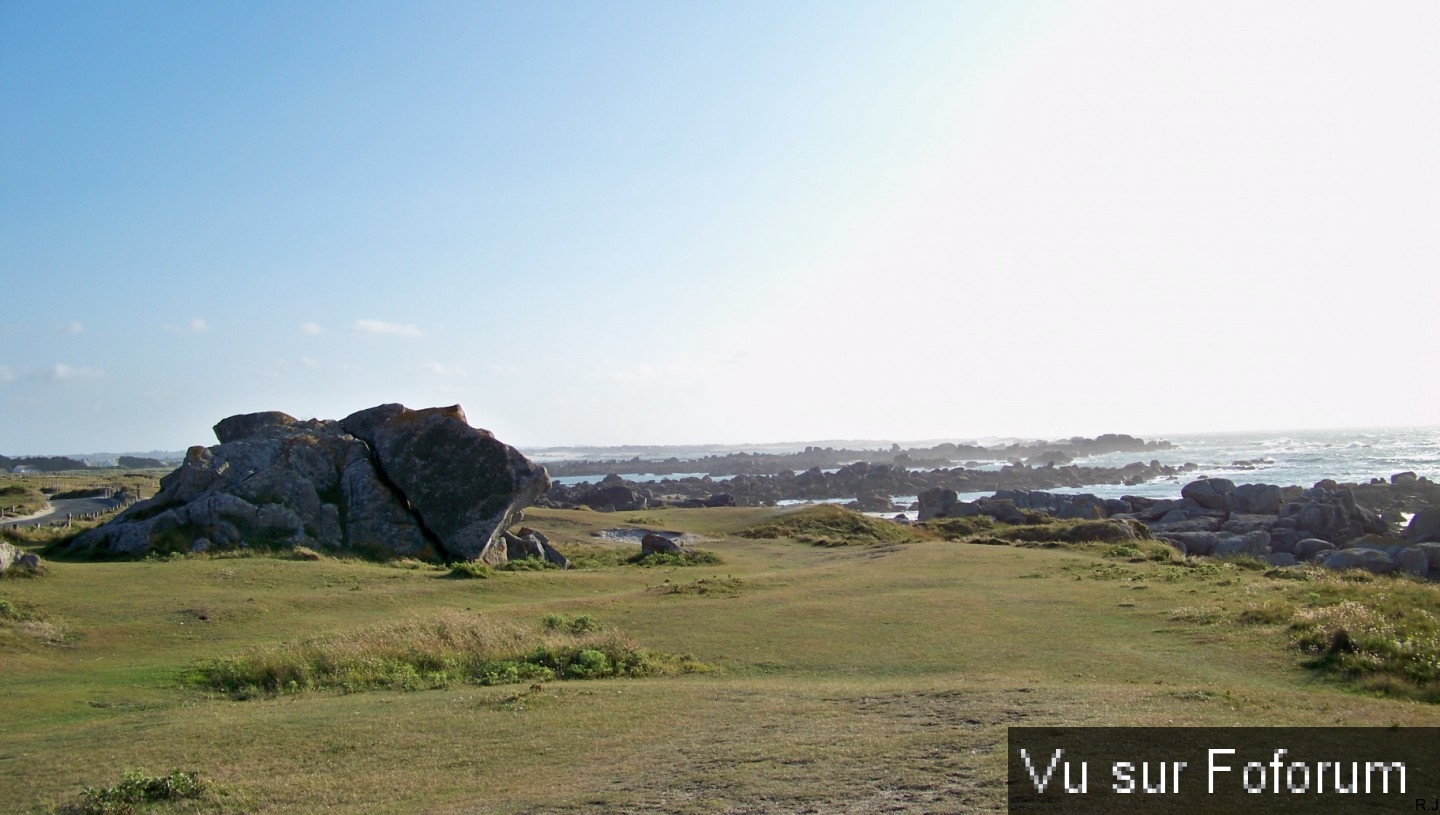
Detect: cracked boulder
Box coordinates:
(63, 404, 550, 562)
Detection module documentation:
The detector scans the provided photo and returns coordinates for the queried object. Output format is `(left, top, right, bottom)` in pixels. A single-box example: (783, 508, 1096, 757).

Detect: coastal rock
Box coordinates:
(1157, 532, 1220, 556)
(1391, 472, 1418, 487)
(575, 474, 644, 512)
(1319, 548, 1396, 574)
(1232, 483, 1282, 515)
(497, 527, 569, 569)
(1416, 543, 1440, 571)
(1405, 510, 1440, 544)
(916, 488, 959, 521)
(1278, 488, 1386, 544)
(1265, 553, 1297, 567)
(340, 404, 550, 561)
(641, 532, 685, 556)
(66, 403, 548, 562)
(1293, 538, 1337, 561)
(340, 445, 434, 558)
(1397, 547, 1430, 578)
(1181, 478, 1235, 511)
(213, 411, 299, 444)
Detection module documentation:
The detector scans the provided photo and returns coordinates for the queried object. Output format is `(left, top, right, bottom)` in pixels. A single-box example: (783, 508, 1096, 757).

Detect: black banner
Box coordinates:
(1008, 727, 1440, 814)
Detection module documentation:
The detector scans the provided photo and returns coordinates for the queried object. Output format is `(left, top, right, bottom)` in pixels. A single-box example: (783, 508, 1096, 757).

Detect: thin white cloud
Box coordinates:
(301, 322, 323, 336)
(47, 363, 103, 382)
(300, 356, 320, 369)
(0, 365, 14, 383)
(353, 319, 421, 337)
(58, 320, 84, 335)
(166, 317, 212, 334)
(421, 361, 463, 377)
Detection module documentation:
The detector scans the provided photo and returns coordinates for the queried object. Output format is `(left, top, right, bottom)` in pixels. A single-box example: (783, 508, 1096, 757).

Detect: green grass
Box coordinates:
(4, 504, 1440, 814)
(625, 548, 722, 566)
(71, 768, 205, 815)
(650, 576, 744, 597)
(183, 612, 704, 697)
(738, 504, 920, 546)
(445, 561, 493, 579)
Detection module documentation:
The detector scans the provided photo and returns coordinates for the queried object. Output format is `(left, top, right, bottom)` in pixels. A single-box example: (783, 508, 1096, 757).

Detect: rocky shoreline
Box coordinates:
(541, 433, 1173, 478)
(914, 472, 1440, 578)
(541, 458, 1195, 512)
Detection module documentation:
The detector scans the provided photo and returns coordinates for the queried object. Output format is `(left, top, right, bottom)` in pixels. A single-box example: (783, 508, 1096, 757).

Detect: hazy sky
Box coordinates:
(2, 1, 1437, 454)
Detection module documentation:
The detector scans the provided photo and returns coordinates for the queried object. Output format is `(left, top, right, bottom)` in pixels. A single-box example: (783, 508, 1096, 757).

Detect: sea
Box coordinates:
(537, 426, 1440, 506)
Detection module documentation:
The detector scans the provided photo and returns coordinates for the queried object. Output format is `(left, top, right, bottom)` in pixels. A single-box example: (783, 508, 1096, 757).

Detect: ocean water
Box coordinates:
(545, 427, 1439, 503)
(1072, 426, 1440, 500)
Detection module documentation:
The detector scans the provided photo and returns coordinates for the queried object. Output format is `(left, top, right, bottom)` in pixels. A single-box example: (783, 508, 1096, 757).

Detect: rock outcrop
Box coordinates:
(64, 404, 553, 564)
(0, 541, 43, 575)
(910, 474, 1440, 580)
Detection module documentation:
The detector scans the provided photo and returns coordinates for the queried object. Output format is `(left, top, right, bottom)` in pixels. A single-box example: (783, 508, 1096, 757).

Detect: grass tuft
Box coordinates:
(70, 768, 204, 815)
(446, 561, 493, 579)
(651, 576, 743, 597)
(626, 549, 722, 567)
(739, 505, 920, 546)
(183, 612, 706, 697)
(1291, 600, 1440, 691)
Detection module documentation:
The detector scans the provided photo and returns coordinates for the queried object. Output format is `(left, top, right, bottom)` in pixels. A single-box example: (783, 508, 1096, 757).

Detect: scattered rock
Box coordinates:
(497, 527, 569, 569)
(0, 541, 43, 575)
(641, 532, 686, 556)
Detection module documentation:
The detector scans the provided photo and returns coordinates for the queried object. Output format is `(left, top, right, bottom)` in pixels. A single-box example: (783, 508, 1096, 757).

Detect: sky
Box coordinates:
(2, 1, 1437, 454)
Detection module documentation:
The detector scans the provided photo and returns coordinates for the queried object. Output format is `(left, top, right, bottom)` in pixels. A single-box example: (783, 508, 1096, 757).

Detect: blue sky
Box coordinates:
(2, 1, 1437, 454)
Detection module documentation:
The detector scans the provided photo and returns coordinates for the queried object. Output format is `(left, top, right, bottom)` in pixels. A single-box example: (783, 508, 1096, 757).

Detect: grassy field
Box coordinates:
(3, 505, 1439, 814)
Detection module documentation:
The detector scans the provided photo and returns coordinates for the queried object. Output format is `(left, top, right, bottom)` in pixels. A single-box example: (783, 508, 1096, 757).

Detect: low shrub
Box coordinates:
(739, 505, 919, 546)
(626, 549, 722, 567)
(1000, 519, 1151, 545)
(185, 612, 706, 697)
(497, 557, 559, 571)
(446, 562, 493, 579)
(919, 515, 995, 540)
(541, 613, 601, 634)
(651, 576, 743, 597)
(74, 768, 204, 815)
(1291, 600, 1440, 690)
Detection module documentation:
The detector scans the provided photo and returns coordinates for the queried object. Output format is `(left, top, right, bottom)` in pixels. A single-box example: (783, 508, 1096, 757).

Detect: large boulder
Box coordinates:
(1278, 487, 1387, 544)
(1293, 538, 1337, 561)
(340, 404, 550, 561)
(1231, 483, 1282, 515)
(641, 532, 686, 556)
(1181, 478, 1235, 511)
(66, 403, 548, 562)
(1405, 509, 1440, 544)
(1318, 548, 1397, 574)
(0, 541, 42, 575)
(213, 411, 299, 444)
(1397, 547, 1430, 578)
(916, 488, 959, 521)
